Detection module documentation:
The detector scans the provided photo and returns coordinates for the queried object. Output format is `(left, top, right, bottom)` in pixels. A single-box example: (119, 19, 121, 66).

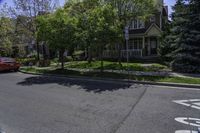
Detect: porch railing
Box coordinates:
(103, 49, 142, 58)
(103, 50, 118, 58)
(121, 50, 142, 57)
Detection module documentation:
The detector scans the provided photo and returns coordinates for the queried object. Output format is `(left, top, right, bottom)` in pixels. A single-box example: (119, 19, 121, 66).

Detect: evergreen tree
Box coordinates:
(160, 0, 187, 66)
(171, 0, 200, 73)
(159, 20, 172, 64)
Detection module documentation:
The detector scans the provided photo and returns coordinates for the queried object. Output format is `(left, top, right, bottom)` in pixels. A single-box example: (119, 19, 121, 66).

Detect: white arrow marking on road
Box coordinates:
(193, 102, 200, 106)
(173, 99, 200, 110)
(175, 130, 198, 133)
(175, 117, 200, 127)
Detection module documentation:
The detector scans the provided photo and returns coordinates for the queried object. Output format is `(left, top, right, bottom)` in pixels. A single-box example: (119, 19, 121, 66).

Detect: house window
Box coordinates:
(150, 16, 156, 22)
(138, 20, 144, 28)
(130, 20, 145, 29)
(133, 20, 137, 29)
(129, 38, 143, 50)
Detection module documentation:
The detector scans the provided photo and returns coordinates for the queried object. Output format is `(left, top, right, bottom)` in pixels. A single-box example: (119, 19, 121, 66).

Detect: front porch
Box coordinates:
(103, 36, 160, 59)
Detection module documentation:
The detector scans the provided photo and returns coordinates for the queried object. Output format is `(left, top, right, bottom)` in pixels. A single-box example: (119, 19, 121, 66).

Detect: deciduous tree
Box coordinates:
(37, 9, 78, 69)
(0, 17, 15, 56)
(3, 0, 58, 60)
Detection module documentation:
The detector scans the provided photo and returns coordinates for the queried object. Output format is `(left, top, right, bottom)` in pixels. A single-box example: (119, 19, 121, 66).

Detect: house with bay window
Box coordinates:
(103, 0, 168, 59)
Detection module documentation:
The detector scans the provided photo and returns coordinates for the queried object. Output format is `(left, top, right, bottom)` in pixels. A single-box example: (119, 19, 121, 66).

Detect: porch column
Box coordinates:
(142, 37, 145, 56)
(156, 37, 160, 52)
(148, 38, 151, 55)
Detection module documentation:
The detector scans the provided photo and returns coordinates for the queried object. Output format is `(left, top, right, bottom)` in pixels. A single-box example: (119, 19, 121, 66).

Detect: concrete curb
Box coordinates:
(19, 70, 200, 89)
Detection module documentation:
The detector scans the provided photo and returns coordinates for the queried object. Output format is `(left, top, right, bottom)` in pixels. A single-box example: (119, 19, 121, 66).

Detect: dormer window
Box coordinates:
(130, 20, 144, 29)
(138, 20, 144, 28)
(150, 16, 156, 22)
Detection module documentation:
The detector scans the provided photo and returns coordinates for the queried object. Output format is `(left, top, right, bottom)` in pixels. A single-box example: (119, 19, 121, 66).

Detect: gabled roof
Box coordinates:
(145, 23, 162, 36)
(145, 23, 162, 34)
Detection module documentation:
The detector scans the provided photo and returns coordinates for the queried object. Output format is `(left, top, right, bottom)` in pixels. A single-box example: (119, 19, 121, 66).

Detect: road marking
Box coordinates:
(175, 117, 200, 127)
(193, 102, 200, 106)
(173, 99, 200, 110)
(175, 130, 198, 133)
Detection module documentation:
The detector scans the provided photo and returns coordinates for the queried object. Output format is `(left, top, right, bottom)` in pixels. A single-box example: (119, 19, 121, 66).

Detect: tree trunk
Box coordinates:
(60, 49, 65, 70)
(42, 44, 46, 60)
(36, 40, 40, 61)
(100, 45, 104, 73)
(88, 45, 92, 64)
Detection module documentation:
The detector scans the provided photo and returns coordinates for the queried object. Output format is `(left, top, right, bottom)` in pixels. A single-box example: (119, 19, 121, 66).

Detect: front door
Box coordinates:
(150, 38, 157, 55)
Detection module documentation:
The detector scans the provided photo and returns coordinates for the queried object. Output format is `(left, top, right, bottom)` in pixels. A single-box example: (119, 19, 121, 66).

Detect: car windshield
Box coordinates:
(0, 57, 16, 63)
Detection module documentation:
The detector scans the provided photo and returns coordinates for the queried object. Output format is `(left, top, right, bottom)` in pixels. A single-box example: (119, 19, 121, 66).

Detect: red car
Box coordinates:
(0, 57, 20, 72)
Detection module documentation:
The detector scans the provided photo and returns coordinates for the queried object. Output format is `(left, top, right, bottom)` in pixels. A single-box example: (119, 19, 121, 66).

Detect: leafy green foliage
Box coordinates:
(159, 21, 173, 64)
(16, 58, 37, 66)
(106, 0, 154, 63)
(37, 8, 78, 69)
(64, 0, 154, 65)
(65, 61, 167, 72)
(0, 17, 15, 56)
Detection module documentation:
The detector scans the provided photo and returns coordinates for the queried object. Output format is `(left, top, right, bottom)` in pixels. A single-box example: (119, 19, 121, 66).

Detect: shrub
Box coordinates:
(64, 56, 73, 62)
(16, 58, 37, 66)
(72, 50, 85, 61)
(37, 60, 51, 67)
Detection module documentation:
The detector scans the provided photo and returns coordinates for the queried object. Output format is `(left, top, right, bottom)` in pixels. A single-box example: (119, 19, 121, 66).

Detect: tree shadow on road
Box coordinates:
(17, 75, 135, 93)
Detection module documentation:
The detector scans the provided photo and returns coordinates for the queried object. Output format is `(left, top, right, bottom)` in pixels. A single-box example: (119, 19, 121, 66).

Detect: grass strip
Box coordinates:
(64, 61, 168, 72)
(20, 67, 200, 85)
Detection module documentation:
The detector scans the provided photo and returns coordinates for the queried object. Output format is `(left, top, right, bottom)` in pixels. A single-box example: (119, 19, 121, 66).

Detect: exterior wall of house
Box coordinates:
(103, 0, 168, 59)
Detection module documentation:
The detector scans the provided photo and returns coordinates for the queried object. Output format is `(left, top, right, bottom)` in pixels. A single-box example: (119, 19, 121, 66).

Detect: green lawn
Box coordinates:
(20, 66, 200, 85)
(64, 61, 168, 72)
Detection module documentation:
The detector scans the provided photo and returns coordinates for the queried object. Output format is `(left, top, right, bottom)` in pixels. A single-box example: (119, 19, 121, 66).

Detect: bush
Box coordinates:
(16, 58, 37, 66)
(64, 56, 73, 62)
(51, 58, 59, 64)
(37, 60, 51, 67)
(72, 50, 85, 61)
(171, 60, 200, 73)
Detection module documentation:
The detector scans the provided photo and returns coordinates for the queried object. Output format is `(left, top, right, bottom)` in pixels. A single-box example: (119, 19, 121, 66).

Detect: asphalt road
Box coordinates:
(0, 72, 200, 133)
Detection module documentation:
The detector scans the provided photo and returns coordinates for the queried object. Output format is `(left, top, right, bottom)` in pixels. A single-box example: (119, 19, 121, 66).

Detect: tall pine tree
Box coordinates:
(158, 19, 172, 64)
(160, 0, 187, 66)
(168, 0, 200, 73)
(178, 0, 200, 73)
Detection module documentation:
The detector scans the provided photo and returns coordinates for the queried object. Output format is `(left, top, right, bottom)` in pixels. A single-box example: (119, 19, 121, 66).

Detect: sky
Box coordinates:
(1, 0, 176, 16)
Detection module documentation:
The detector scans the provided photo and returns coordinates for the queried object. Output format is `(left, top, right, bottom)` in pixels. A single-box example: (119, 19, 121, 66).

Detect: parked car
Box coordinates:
(0, 57, 20, 72)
